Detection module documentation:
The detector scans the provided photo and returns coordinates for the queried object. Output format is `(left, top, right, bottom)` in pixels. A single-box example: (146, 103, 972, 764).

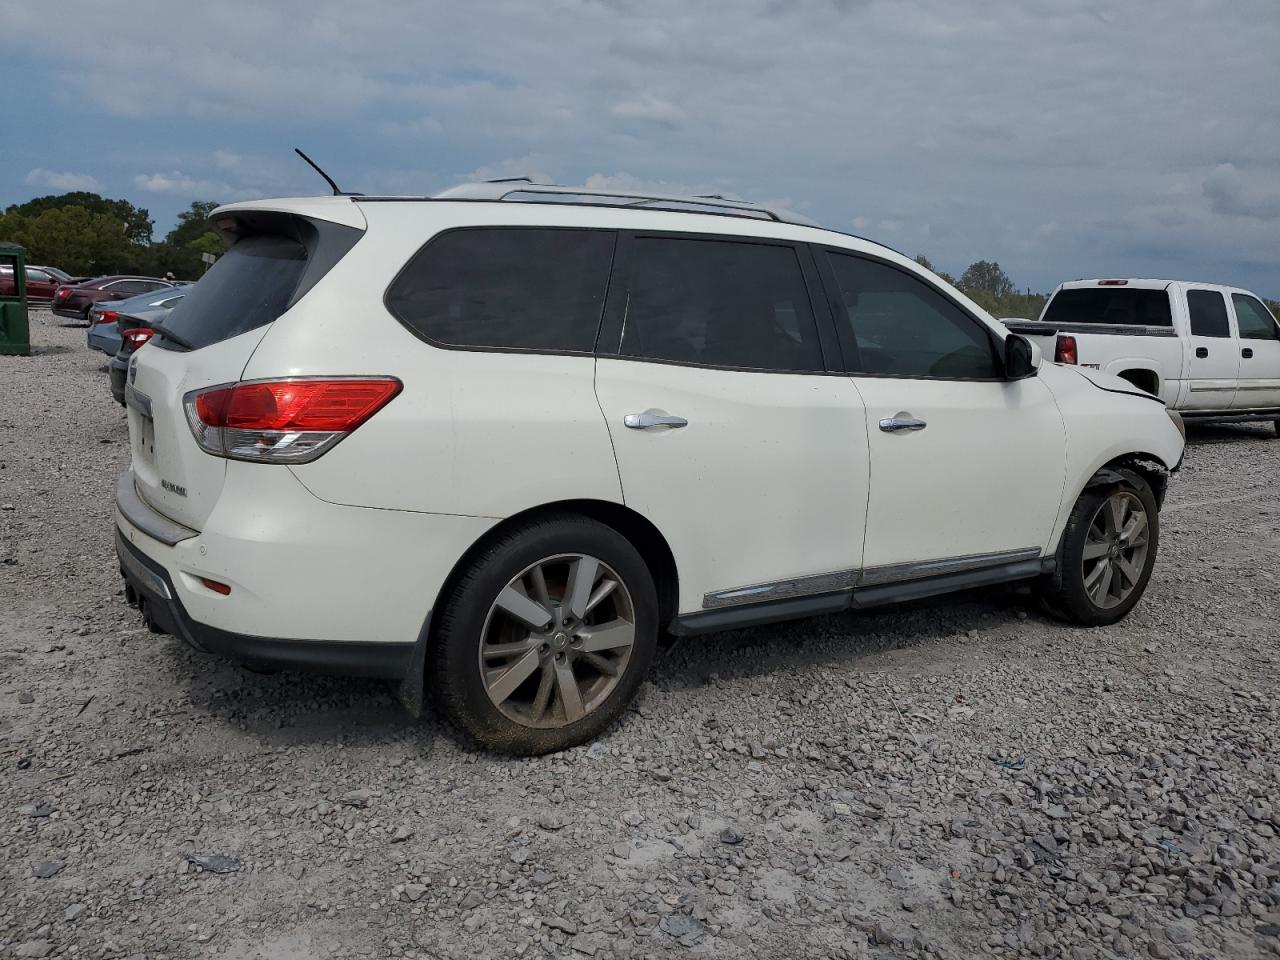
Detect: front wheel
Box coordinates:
(429, 515, 658, 755)
(1035, 470, 1159, 626)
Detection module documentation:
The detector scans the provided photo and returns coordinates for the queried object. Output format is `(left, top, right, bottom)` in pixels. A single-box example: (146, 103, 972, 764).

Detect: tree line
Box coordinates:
(0, 192, 223, 279)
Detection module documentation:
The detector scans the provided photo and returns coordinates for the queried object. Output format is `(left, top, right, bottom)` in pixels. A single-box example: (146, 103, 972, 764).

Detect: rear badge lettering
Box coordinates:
(161, 479, 187, 498)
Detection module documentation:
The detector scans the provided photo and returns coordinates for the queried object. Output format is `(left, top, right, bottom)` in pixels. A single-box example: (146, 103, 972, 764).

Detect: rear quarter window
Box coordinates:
(385, 227, 616, 352)
(1043, 288, 1173, 327)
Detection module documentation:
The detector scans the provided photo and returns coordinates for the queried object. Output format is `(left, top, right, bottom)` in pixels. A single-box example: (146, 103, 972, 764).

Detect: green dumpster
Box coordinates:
(0, 242, 31, 356)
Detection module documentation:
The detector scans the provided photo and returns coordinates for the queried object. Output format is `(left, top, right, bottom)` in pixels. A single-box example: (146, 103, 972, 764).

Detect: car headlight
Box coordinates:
(1166, 408, 1186, 439)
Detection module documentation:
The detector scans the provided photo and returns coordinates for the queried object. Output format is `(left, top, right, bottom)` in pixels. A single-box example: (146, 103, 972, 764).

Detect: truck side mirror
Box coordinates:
(1004, 334, 1040, 380)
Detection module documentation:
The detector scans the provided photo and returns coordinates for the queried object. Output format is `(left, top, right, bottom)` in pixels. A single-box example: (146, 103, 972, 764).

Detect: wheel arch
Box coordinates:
(1112, 367, 1160, 396)
(1047, 450, 1172, 567)
(398, 498, 680, 716)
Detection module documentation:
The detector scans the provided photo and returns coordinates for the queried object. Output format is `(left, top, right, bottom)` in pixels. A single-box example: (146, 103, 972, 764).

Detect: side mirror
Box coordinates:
(1004, 334, 1041, 380)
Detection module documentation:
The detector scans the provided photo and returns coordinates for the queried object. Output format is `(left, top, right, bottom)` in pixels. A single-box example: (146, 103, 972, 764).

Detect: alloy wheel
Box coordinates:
(478, 554, 636, 728)
(1081, 491, 1150, 609)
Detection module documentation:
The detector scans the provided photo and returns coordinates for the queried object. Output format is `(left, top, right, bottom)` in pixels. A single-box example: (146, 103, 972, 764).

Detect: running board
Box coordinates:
(672, 556, 1053, 636)
(1179, 410, 1280, 424)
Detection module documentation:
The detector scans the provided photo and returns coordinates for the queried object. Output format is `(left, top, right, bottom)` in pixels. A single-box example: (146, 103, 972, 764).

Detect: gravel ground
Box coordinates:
(2, 309, 1278, 960)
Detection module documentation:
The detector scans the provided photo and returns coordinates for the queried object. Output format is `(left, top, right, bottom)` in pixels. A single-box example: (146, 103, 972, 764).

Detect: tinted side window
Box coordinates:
(1187, 290, 1230, 338)
(619, 237, 823, 372)
(826, 253, 998, 378)
(1232, 295, 1280, 341)
(387, 228, 615, 352)
(112, 280, 148, 295)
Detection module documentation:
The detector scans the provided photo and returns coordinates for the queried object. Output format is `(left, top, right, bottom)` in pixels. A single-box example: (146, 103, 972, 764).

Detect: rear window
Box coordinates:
(159, 235, 305, 350)
(156, 214, 362, 351)
(385, 228, 616, 352)
(1042, 288, 1173, 328)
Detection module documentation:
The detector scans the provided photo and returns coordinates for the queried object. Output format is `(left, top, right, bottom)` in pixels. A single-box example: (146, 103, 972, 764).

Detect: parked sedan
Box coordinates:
(0, 265, 73, 302)
(52, 275, 177, 322)
(87, 288, 187, 356)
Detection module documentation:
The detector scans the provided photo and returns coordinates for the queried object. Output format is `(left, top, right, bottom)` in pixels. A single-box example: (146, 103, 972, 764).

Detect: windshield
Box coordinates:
(1043, 288, 1172, 327)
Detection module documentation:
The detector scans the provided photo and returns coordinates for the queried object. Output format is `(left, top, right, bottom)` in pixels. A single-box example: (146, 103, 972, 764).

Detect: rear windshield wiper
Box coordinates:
(147, 321, 196, 351)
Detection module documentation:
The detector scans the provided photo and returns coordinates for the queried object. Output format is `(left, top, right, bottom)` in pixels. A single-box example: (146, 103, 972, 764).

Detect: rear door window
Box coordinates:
(1187, 290, 1231, 338)
(386, 228, 615, 352)
(617, 236, 824, 372)
(1232, 294, 1280, 341)
(1042, 288, 1173, 327)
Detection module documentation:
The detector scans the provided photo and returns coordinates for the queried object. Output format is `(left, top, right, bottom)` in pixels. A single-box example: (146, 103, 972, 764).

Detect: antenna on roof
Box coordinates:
(294, 148, 359, 196)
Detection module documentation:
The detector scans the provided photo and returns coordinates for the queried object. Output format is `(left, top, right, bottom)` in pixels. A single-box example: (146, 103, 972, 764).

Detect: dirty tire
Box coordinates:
(429, 514, 658, 755)
(1035, 469, 1159, 627)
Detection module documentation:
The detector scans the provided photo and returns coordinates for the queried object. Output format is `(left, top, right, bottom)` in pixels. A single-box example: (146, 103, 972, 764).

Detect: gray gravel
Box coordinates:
(2, 309, 1279, 959)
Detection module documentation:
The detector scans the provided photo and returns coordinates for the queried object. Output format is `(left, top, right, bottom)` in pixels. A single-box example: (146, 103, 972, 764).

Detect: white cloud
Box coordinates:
(609, 94, 687, 127)
(1203, 163, 1280, 220)
(24, 168, 100, 192)
(132, 171, 262, 201)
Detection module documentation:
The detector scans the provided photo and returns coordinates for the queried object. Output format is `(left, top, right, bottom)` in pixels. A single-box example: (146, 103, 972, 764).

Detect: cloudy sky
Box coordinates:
(4, 0, 1278, 295)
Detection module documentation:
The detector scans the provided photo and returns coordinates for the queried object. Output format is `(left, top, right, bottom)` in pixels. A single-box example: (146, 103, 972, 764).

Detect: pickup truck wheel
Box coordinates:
(429, 514, 658, 755)
(1036, 470, 1159, 627)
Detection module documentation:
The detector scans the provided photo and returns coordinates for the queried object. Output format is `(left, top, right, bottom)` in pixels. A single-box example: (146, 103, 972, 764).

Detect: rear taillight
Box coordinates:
(56, 288, 70, 299)
(1055, 335, 1078, 365)
(122, 328, 153, 352)
(94, 310, 118, 325)
(183, 377, 402, 463)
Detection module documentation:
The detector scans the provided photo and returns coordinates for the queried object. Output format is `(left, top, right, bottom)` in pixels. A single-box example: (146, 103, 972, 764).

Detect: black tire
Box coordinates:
(1273, 419, 1279, 439)
(429, 513, 658, 755)
(1035, 469, 1159, 627)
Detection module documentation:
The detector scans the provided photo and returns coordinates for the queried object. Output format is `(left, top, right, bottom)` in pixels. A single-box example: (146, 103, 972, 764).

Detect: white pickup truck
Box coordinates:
(1004, 279, 1280, 435)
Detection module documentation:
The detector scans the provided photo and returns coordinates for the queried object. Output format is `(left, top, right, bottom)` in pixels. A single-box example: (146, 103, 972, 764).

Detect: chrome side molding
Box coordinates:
(702, 547, 1043, 609)
(858, 547, 1042, 586)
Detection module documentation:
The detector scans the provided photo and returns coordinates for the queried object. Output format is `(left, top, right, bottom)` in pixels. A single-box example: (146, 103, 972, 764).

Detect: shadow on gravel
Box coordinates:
(656, 583, 1067, 690)
(26, 343, 75, 356)
(1184, 422, 1276, 446)
(139, 582, 1077, 746)
(157, 638, 432, 749)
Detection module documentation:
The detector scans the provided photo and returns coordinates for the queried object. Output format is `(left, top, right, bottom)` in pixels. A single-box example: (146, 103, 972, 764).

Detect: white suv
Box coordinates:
(115, 181, 1186, 754)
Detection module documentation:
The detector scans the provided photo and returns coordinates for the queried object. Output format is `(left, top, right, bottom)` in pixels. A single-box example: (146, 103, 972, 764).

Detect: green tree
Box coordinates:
(6, 192, 153, 245)
(150, 200, 223, 278)
(0, 206, 141, 276)
(913, 253, 956, 286)
(958, 260, 1015, 300)
(163, 201, 221, 247)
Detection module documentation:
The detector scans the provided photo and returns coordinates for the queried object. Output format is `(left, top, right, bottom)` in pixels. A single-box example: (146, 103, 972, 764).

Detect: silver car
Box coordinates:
(87, 288, 188, 355)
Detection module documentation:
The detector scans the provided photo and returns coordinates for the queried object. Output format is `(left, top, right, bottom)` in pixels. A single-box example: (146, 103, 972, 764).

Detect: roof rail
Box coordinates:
(430, 180, 818, 227)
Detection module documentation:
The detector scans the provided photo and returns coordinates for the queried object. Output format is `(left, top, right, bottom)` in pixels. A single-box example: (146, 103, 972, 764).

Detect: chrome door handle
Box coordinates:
(879, 417, 927, 433)
(624, 411, 688, 430)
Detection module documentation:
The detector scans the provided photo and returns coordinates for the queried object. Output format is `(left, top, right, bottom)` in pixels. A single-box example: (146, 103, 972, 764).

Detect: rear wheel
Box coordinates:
(429, 515, 658, 755)
(1036, 470, 1159, 626)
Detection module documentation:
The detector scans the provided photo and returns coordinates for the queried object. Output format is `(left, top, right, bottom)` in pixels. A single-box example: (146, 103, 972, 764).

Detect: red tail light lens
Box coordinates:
(95, 309, 119, 325)
(122, 328, 153, 352)
(199, 577, 232, 596)
(184, 378, 402, 463)
(1055, 335, 1078, 365)
(56, 288, 70, 299)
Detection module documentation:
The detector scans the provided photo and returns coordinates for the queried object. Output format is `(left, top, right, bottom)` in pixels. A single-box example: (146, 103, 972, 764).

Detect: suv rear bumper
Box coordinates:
(113, 465, 496, 678)
(116, 529, 415, 678)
